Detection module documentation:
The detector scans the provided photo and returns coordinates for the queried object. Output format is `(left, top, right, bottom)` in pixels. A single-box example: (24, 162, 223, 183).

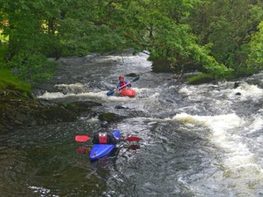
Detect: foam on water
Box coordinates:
(38, 90, 135, 102)
(93, 52, 151, 69)
(178, 86, 193, 95)
(54, 83, 85, 89)
(228, 82, 263, 101)
(173, 113, 263, 194)
(246, 115, 263, 134)
(37, 91, 67, 99)
(179, 82, 263, 102)
(28, 186, 58, 197)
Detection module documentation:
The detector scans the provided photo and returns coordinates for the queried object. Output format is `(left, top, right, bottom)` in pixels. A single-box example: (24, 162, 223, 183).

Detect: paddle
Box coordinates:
(74, 134, 141, 143)
(125, 135, 142, 142)
(106, 76, 140, 96)
(76, 146, 91, 154)
(75, 135, 90, 143)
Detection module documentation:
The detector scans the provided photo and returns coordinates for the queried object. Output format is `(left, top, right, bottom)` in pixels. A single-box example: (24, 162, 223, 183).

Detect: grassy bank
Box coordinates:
(0, 69, 31, 93)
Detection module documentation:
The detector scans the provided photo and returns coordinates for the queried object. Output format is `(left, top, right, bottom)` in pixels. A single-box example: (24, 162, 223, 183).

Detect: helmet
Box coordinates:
(119, 75, 124, 80)
(100, 121, 109, 128)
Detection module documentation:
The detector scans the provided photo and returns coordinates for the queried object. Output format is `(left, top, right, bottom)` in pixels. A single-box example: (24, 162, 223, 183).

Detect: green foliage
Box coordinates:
(247, 21, 263, 71)
(186, 72, 215, 85)
(189, 0, 263, 77)
(0, 68, 31, 92)
(7, 52, 57, 84)
(0, 43, 8, 65)
(0, 0, 61, 83)
(0, 31, 8, 43)
(0, 0, 262, 85)
(60, 21, 126, 56)
(114, 0, 230, 77)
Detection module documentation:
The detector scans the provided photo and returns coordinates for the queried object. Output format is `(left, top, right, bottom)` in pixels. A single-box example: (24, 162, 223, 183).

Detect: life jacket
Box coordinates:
(118, 81, 128, 90)
(118, 81, 126, 89)
(98, 133, 108, 144)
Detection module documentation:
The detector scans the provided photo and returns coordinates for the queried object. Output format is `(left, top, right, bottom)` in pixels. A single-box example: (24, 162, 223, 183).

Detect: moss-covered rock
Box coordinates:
(0, 89, 99, 133)
(186, 73, 216, 85)
(64, 101, 101, 113)
(98, 112, 125, 123)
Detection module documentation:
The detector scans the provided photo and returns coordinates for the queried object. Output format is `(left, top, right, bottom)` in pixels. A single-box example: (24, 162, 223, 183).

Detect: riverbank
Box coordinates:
(0, 89, 71, 132)
(0, 87, 105, 133)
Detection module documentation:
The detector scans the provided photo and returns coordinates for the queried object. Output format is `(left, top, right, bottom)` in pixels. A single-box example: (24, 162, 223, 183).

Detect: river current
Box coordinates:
(0, 52, 263, 196)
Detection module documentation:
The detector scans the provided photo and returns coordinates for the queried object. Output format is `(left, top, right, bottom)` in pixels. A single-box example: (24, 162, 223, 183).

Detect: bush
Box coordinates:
(0, 69, 31, 93)
(7, 52, 57, 84)
(187, 72, 216, 85)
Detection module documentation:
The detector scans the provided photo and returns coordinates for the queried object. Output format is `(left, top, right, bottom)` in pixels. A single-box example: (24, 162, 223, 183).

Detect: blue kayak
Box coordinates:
(89, 129, 121, 161)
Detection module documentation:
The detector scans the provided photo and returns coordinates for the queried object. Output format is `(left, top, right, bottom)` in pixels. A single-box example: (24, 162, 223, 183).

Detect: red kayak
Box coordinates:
(120, 88, 136, 97)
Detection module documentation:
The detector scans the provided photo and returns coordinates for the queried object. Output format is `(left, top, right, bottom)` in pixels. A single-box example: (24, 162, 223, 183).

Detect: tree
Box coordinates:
(189, 0, 263, 76)
(247, 21, 263, 72)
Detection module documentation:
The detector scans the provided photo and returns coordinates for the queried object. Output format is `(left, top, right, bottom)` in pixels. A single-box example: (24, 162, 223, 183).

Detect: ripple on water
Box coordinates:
(2, 53, 263, 196)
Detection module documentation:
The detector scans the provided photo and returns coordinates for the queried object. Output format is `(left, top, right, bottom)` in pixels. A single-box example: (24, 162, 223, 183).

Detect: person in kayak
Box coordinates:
(116, 75, 131, 94)
(92, 121, 117, 144)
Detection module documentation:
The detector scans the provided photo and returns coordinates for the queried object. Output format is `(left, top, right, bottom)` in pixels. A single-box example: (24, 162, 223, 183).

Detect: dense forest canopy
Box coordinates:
(0, 0, 262, 85)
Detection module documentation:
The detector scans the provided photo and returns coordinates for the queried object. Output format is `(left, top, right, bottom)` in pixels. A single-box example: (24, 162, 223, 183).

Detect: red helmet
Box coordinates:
(119, 75, 124, 80)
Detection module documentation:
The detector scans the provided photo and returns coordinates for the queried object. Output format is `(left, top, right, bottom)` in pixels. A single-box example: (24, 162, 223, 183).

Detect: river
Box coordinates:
(0, 52, 263, 196)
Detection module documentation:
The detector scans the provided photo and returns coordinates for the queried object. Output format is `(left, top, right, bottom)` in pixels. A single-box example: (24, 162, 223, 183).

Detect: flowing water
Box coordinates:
(1, 52, 263, 196)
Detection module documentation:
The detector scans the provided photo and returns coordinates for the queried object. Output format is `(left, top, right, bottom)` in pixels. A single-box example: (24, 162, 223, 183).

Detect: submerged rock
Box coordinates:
(234, 82, 240, 89)
(98, 112, 125, 122)
(125, 73, 138, 78)
(115, 105, 129, 109)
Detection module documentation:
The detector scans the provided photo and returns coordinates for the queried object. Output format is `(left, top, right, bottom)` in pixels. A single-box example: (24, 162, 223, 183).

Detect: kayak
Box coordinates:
(120, 88, 136, 97)
(89, 129, 121, 161)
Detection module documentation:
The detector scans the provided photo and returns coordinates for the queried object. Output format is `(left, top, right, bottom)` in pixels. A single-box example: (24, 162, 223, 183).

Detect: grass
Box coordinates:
(0, 68, 31, 93)
(187, 72, 216, 85)
(0, 41, 31, 94)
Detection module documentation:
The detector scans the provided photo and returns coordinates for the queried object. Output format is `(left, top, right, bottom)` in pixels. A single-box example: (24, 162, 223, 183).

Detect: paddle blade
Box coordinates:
(75, 135, 90, 142)
(106, 89, 115, 96)
(126, 135, 142, 142)
(76, 146, 91, 154)
(132, 76, 140, 82)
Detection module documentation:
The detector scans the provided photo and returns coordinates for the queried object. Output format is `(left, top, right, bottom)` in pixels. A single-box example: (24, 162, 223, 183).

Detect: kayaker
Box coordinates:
(92, 121, 117, 144)
(116, 75, 131, 94)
